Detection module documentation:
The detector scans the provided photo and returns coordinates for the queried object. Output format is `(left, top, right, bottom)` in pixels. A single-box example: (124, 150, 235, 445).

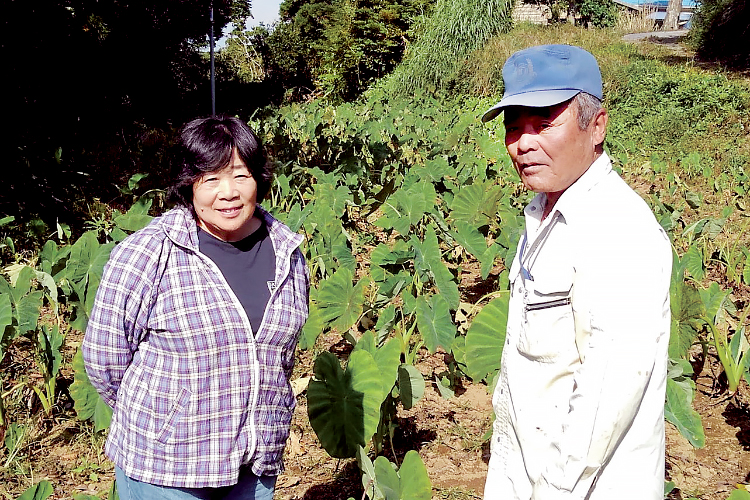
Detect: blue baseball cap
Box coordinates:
(481, 44, 603, 122)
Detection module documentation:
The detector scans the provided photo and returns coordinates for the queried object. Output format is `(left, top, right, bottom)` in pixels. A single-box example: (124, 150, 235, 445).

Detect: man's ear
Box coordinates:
(592, 108, 608, 149)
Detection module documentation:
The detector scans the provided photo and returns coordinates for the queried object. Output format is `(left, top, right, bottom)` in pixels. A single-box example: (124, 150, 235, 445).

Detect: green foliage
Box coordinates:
(383, 0, 513, 96)
(727, 488, 750, 500)
(415, 294, 456, 354)
(307, 351, 384, 458)
(669, 250, 704, 359)
(690, 0, 750, 68)
(317, 267, 368, 333)
(576, 0, 618, 27)
(606, 58, 750, 172)
(665, 359, 705, 449)
(259, 0, 434, 101)
(463, 293, 508, 383)
(16, 481, 53, 500)
(356, 447, 432, 500)
(70, 349, 113, 433)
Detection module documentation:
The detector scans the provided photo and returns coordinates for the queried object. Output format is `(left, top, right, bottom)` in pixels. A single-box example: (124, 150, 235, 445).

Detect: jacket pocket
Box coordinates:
(517, 271, 574, 362)
(155, 387, 192, 444)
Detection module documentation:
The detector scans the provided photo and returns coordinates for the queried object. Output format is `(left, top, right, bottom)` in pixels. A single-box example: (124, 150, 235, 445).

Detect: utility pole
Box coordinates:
(210, 4, 216, 115)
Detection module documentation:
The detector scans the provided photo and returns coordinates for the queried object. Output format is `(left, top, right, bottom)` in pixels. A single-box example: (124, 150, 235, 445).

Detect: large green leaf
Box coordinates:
(449, 181, 502, 228)
(398, 451, 432, 500)
(464, 293, 509, 383)
(17, 481, 53, 500)
(664, 359, 705, 448)
(682, 244, 705, 282)
(669, 251, 704, 359)
(317, 267, 367, 333)
(451, 223, 487, 260)
(70, 349, 112, 432)
(699, 281, 730, 323)
(38, 325, 64, 379)
(374, 456, 401, 500)
(412, 227, 460, 310)
(299, 298, 324, 350)
(415, 294, 456, 354)
(17, 291, 43, 337)
(372, 451, 432, 500)
(355, 334, 401, 398)
(307, 350, 383, 458)
(375, 180, 436, 236)
(398, 364, 425, 410)
(728, 489, 750, 500)
(114, 198, 153, 231)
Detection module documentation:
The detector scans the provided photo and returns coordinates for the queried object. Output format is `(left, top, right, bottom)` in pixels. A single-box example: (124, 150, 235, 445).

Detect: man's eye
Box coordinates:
(204, 177, 218, 182)
(235, 174, 249, 179)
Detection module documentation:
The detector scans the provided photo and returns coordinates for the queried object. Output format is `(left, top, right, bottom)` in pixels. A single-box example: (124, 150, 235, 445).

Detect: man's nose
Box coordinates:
(515, 128, 538, 153)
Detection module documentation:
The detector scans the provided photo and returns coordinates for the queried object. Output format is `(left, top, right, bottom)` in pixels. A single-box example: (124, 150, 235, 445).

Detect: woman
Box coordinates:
(83, 116, 309, 500)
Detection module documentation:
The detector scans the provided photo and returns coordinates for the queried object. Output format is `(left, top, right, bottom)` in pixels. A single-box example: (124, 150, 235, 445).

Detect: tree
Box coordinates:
(1, 0, 249, 224)
(690, 0, 750, 68)
(663, 0, 682, 30)
(253, 0, 435, 102)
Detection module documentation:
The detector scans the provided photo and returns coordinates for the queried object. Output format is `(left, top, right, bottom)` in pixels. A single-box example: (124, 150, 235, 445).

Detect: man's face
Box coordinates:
(503, 100, 606, 199)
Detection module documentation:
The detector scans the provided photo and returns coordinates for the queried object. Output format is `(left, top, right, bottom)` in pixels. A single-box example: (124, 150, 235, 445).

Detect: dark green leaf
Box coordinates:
(70, 349, 112, 432)
(307, 351, 382, 458)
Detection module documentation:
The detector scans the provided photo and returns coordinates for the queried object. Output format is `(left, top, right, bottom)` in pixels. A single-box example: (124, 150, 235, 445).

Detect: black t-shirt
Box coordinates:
(198, 222, 276, 335)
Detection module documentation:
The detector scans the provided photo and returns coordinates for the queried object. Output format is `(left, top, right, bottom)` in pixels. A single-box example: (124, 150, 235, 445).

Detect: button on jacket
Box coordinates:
(484, 154, 671, 499)
(83, 206, 309, 488)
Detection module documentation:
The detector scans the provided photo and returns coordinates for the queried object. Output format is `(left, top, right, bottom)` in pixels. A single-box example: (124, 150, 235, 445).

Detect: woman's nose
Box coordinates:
(217, 178, 238, 198)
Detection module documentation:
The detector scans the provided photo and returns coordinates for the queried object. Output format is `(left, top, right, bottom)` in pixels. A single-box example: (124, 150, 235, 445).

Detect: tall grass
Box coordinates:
(614, 6, 657, 33)
(381, 0, 515, 96)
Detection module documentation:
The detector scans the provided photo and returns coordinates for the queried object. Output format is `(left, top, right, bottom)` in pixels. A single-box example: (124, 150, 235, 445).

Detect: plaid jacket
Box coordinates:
(83, 206, 309, 487)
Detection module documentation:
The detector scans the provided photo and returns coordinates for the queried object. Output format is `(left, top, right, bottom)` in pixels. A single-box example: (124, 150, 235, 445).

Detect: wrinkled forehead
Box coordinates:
(502, 100, 572, 125)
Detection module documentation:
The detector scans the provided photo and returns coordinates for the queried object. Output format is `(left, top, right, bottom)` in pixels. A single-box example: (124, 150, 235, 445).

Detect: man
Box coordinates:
(481, 45, 671, 499)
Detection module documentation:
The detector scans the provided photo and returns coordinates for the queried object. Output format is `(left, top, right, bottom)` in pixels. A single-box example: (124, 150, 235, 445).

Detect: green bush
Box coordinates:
(690, 0, 750, 68)
(576, 0, 618, 27)
(382, 0, 514, 96)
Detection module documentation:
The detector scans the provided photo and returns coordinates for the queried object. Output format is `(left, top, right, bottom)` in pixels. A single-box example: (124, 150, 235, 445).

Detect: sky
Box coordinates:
(248, 0, 284, 27)
(212, 0, 282, 49)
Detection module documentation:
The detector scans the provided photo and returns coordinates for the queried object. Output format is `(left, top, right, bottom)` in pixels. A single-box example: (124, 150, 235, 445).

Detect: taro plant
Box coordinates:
(352, 446, 431, 500)
(699, 282, 749, 395)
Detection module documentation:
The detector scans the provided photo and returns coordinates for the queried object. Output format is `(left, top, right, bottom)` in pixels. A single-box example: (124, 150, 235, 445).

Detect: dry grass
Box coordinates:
(614, 6, 658, 34)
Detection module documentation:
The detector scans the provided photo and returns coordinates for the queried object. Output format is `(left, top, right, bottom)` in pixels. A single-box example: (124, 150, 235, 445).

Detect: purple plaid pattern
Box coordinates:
(83, 206, 309, 488)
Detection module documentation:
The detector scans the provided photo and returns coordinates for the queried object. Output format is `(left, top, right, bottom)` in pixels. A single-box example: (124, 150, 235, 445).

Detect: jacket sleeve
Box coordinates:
(82, 231, 161, 408)
(536, 221, 672, 498)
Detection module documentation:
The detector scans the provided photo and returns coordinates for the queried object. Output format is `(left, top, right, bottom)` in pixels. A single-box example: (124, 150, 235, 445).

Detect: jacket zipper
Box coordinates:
(525, 296, 571, 312)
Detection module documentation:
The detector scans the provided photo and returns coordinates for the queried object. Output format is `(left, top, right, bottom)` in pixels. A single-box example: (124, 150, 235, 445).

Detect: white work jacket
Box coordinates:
(484, 154, 672, 500)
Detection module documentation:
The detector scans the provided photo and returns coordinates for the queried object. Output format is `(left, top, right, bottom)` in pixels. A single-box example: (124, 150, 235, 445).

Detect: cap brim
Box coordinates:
(481, 89, 581, 122)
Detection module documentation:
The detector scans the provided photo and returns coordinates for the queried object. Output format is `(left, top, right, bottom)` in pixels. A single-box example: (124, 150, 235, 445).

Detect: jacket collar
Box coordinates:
(159, 205, 304, 257)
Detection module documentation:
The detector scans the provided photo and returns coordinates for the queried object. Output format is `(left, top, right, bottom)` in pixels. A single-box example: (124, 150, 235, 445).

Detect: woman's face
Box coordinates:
(192, 148, 260, 242)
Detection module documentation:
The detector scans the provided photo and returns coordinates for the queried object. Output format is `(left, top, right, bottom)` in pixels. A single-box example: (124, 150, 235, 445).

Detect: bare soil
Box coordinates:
(1, 290, 749, 500)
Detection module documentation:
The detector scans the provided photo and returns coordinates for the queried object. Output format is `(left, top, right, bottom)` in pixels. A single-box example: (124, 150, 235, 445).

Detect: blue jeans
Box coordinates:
(115, 467, 276, 500)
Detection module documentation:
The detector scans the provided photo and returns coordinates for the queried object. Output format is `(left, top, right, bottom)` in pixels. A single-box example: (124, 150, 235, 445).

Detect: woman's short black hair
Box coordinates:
(168, 115, 273, 207)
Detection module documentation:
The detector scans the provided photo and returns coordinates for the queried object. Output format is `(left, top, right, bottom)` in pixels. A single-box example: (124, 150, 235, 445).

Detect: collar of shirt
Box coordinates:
(159, 205, 303, 260)
(542, 153, 613, 226)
